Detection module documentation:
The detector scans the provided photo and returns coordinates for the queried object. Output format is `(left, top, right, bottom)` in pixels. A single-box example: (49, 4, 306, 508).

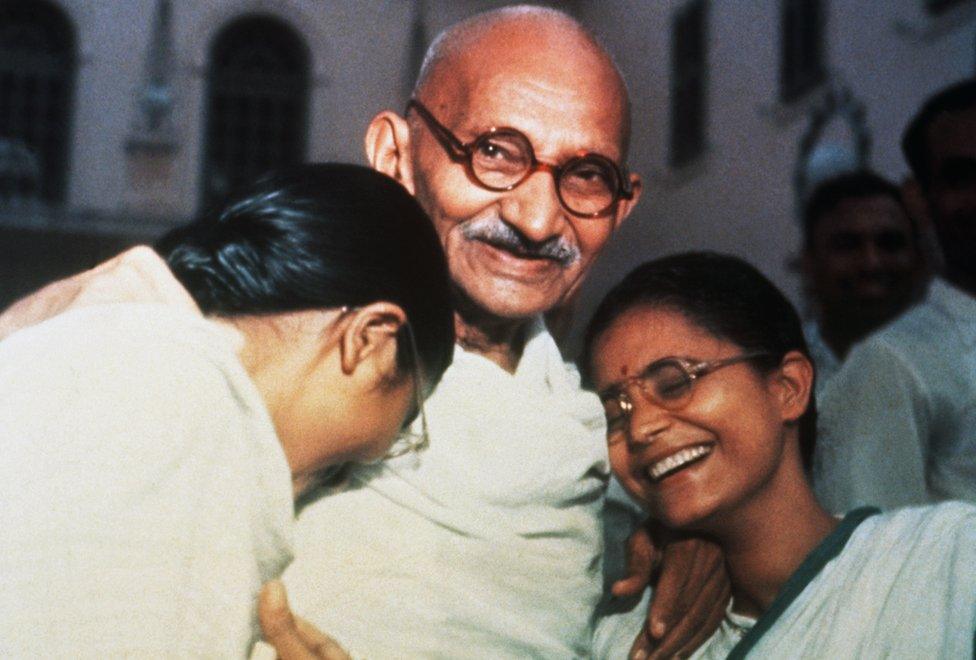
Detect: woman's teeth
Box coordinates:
(647, 445, 712, 481)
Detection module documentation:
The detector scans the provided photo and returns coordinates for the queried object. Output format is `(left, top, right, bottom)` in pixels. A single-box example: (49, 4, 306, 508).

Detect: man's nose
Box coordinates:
(859, 240, 884, 269)
(498, 169, 568, 243)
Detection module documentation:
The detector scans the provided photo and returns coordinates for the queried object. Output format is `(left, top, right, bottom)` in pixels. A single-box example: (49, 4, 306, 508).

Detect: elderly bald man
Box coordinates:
(0, 6, 726, 659)
(274, 7, 726, 659)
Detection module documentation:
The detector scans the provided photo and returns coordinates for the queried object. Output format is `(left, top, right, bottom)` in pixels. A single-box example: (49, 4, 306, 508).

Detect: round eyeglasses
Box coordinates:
(406, 99, 634, 218)
(599, 353, 771, 437)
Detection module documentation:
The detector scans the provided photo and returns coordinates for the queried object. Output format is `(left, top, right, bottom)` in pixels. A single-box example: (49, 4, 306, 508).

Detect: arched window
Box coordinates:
(0, 1, 76, 206)
(201, 15, 309, 209)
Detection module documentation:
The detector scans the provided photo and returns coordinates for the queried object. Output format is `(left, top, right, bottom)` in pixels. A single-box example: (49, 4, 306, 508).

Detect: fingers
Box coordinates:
(259, 581, 352, 660)
(630, 536, 729, 660)
(645, 554, 730, 660)
(258, 581, 307, 658)
(628, 624, 655, 660)
(612, 523, 660, 598)
(294, 617, 352, 659)
(645, 536, 696, 638)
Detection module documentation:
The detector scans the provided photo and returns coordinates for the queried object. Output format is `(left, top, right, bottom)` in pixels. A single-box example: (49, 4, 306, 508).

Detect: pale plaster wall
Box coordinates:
(37, 0, 975, 348)
(570, 0, 975, 351)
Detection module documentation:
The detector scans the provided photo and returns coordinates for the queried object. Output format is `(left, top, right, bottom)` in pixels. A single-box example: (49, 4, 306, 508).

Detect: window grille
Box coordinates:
(670, 0, 708, 168)
(0, 1, 76, 206)
(201, 15, 309, 209)
(780, 0, 826, 103)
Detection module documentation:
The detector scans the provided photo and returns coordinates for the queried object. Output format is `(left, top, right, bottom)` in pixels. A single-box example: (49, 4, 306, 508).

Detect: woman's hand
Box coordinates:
(258, 581, 352, 660)
(613, 524, 730, 659)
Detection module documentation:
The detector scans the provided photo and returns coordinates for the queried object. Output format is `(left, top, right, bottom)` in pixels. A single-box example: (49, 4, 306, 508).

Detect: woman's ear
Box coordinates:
(364, 111, 416, 195)
(771, 351, 814, 424)
(338, 302, 408, 380)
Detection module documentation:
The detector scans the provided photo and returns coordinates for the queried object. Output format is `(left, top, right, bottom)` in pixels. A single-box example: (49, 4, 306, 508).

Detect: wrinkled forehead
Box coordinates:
(421, 34, 630, 161)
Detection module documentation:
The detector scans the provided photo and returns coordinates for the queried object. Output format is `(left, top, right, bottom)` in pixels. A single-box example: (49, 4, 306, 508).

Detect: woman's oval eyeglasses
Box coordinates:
(383, 320, 430, 459)
(599, 353, 771, 438)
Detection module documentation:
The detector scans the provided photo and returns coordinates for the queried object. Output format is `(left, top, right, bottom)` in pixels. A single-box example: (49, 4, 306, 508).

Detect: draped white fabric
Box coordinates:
(274, 322, 640, 658)
(0, 304, 294, 657)
(690, 504, 976, 658)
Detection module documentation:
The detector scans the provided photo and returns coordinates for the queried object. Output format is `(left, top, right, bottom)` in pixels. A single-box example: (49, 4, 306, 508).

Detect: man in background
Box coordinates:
(799, 170, 927, 396)
(815, 79, 976, 512)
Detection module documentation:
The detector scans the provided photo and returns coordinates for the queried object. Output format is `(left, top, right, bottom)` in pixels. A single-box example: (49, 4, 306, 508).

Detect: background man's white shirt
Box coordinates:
(814, 278, 976, 511)
(802, 319, 841, 400)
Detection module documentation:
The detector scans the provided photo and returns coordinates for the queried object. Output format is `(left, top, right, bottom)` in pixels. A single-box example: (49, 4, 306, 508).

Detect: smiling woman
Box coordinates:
(0, 163, 454, 657)
(582, 251, 976, 658)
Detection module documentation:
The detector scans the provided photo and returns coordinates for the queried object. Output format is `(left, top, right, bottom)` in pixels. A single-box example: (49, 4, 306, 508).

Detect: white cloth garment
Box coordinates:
(591, 477, 654, 658)
(802, 319, 841, 400)
(268, 321, 646, 659)
(689, 503, 976, 659)
(814, 279, 976, 512)
(0, 304, 294, 658)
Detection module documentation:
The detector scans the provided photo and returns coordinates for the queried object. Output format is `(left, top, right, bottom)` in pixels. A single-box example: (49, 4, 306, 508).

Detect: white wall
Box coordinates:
(42, 0, 976, 348)
(568, 0, 975, 351)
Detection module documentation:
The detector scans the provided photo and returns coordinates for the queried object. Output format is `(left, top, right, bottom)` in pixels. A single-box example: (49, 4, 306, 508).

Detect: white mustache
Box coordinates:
(460, 216, 580, 266)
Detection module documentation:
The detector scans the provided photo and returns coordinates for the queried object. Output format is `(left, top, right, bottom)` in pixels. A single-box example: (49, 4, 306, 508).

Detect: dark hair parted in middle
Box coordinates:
(155, 163, 455, 389)
(582, 251, 816, 469)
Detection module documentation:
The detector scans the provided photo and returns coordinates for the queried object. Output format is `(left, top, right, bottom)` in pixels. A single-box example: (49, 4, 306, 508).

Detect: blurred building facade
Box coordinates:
(1, 0, 973, 341)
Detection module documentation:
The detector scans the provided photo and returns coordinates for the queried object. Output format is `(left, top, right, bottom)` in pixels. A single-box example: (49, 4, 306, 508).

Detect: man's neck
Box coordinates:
(818, 306, 903, 360)
(818, 317, 863, 360)
(454, 311, 532, 374)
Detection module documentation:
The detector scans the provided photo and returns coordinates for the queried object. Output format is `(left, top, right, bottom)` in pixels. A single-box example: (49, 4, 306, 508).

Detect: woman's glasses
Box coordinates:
(383, 322, 430, 459)
(599, 353, 770, 431)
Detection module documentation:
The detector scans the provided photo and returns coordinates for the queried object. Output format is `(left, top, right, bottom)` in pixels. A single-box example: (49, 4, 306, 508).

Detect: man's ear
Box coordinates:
(611, 173, 643, 232)
(338, 302, 408, 378)
(771, 351, 814, 424)
(364, 111, 416, 195)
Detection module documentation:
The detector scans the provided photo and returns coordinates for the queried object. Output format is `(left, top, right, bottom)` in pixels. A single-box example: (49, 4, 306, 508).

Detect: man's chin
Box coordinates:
(456, 279, 564, 322)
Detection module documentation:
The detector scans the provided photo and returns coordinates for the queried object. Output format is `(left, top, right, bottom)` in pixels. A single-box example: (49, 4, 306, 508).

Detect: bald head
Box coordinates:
(370, 6, 642, 326)
(413, 5, 631, 155)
